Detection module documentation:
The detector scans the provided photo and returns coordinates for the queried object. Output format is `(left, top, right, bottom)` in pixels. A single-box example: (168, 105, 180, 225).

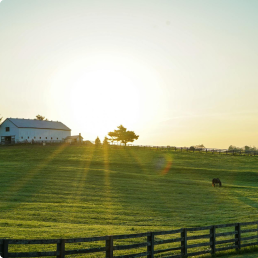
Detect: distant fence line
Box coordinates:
(1, 221, 258, 258)
(110, 144, 258, 156)
(1, 141, 257, 156)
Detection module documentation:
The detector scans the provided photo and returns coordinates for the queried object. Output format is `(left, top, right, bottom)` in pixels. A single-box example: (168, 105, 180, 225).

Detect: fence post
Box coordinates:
(181, 228, 187, 257)
(56, 239, 65, 258)
(147, 232, 154, 258)
(235, 223, 241, 250)
(210, 226, 216, 254)
(106, 236, 113, 258)
(2, 240, 8, 258)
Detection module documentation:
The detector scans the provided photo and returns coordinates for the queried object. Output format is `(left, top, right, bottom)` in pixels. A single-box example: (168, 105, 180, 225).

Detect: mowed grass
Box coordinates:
(1, 144, 258, 241)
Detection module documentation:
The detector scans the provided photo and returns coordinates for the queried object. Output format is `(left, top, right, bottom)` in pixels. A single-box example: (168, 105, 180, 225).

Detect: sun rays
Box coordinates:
(68, 146, 95, 203)
(102, 144, 114, 221)
(1, 144, 69, 207)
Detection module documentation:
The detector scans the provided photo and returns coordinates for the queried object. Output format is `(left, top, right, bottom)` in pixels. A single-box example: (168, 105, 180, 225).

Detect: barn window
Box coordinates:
(21, 137, 23, 139)
(34, 137, 36, 139)
(45, 137, 47, 139)
(57, 138, 58, 139)
(39, 137, 41, 139)
(28, 137, 29, 139)
(6, 127, 10, 132)
(51, 137, 52, 139)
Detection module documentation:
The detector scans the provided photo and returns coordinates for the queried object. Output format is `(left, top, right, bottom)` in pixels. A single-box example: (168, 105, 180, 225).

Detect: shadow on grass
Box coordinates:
(0, 144, 70, 210)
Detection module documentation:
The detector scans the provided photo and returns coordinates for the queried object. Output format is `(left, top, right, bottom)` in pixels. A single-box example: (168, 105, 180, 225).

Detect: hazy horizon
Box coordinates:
(1, 0, 258, 149)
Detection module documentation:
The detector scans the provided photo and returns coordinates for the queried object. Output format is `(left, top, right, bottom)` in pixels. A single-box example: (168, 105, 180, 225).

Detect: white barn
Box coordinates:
(0, 118, 71, 144)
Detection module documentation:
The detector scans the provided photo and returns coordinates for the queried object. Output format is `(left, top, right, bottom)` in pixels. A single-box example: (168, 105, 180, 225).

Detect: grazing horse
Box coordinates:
(212, 178, 222, 187)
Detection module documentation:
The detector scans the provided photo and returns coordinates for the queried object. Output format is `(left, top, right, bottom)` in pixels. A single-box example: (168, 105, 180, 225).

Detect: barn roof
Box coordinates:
(7, 118, 71, 131)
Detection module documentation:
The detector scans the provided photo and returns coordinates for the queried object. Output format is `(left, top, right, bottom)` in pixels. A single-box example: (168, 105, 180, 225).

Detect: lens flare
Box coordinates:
(155, 154, 173, 175)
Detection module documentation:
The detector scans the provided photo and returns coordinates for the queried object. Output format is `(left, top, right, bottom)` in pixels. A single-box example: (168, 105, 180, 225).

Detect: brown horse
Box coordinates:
(212, 178, 222, 187)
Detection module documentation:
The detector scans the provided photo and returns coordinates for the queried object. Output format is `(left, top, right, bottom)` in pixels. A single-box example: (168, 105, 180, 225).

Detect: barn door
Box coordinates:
(11, 135, 15, 144)
(1, 136, 4, 144)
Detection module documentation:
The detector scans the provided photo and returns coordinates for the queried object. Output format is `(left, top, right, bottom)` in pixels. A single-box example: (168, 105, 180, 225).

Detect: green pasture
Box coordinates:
(1, 145, 258, 256)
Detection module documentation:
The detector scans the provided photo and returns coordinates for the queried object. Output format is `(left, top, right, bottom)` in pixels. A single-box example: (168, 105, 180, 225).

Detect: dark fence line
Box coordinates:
(107, 144, 258, 156)
(1, 221, 258, 258)
(1, 141, 257, 156)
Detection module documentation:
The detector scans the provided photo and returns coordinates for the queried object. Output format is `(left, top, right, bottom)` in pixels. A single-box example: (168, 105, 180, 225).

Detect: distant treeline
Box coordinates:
(187, 144, 257, 152)
(228, 145, 257, 152)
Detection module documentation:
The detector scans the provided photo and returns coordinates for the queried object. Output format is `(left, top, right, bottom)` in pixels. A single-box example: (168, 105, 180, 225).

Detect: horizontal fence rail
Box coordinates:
(1, 141, 258, 157)
(1, 221, 258, 258)
(125, 145, 258, 156)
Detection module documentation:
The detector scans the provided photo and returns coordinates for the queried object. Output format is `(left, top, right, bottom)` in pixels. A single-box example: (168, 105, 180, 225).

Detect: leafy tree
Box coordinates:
(95, 136, 101, 146)
(103, 136, 109, 146)
(36, 115, 48, 121)
(195, 144, 205, 149)
(244, 145, 257, 152)
(108, 125, 139, 146)
(190, 144, 205, 151)
(228, 145, 243, 151)
(107, 131, 116, 145)
(228, 145, 236, 151)
(244, 146, 251, 152)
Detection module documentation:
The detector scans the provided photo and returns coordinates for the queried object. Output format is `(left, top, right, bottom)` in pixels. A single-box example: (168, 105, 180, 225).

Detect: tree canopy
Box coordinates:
(189, 144, 205, 151)
(103, 136, 109, 146)
(36, 115, 48, 121)
(108, 125, 139, 146)
(95, 136, 101, 146)
(228, 145, 257, 152)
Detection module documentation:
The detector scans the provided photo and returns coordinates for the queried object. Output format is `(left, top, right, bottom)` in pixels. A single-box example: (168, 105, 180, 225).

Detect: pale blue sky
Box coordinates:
(1, 0, 258, 148)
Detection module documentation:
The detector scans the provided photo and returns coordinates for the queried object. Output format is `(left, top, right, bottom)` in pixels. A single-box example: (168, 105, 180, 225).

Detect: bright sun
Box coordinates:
(70, 67, 141, 128)
(50, 53, 163, 138)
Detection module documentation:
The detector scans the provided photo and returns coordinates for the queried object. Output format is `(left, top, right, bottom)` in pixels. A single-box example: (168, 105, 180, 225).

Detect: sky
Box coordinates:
(0, 0, 258, 148)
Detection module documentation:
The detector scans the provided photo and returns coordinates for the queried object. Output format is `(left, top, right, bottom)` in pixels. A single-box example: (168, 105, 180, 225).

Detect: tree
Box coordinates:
(95, 136, 101, 146)
(36, 115, 48, 121)
(245, 145, 257, 152)
(194, 144, 205, 150)
(244, 146, 251, 152)
(190, 144, 205, 151)
(195, 144, 205, 149)
(228, 145, 243, 151)
(107, 131, 117, 145)
(103, 136, 109, 146)
(108, 125, 139, 146)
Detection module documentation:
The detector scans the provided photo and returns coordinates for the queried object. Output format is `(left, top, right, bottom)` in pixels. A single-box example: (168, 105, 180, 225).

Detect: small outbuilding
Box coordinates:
(0, 118, 71, 144)
(65, 133, 83, 144)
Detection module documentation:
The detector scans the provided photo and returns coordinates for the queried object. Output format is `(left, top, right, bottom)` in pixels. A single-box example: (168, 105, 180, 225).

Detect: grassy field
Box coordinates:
(1, 145, 258, 256)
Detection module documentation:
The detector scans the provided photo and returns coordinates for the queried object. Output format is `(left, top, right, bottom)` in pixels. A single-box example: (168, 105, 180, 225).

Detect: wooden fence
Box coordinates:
(2, 141, 258, 157)
(1, 221, 258, 258)
(111, 144, 258, 156)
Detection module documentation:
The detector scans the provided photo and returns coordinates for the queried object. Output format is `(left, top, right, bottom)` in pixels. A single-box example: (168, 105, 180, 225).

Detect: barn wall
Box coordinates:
(18, 128, 71, 142)
(0, 119, 19, 142)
